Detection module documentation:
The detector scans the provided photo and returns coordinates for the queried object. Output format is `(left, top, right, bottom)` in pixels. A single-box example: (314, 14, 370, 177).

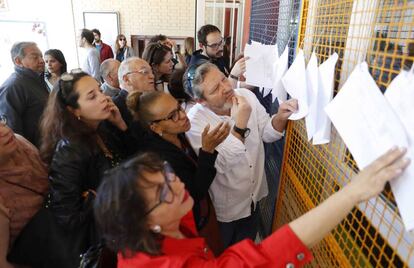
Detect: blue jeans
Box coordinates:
(217, 202, 259, 248)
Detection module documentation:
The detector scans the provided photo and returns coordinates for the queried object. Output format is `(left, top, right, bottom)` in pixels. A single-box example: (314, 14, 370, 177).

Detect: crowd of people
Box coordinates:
(0, 24, 410, 268)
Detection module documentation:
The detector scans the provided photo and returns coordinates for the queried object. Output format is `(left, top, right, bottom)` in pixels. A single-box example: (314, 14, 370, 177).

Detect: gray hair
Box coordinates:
(118, 57, 141, 88)
(100, 59, 119, 81)
(10, 41, 37, 64)
(192, 62, 218, 99)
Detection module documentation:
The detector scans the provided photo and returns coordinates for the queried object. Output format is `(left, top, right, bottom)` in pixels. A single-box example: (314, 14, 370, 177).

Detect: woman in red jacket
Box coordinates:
(95, 148, 409, 267)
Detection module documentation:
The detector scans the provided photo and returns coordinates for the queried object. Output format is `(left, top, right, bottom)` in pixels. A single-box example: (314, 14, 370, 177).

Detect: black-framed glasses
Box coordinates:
(144, 161, 177, 215)
(151, 101, 185, 124)
(119, 38, 126, 41)
(0, 115, 7, 126)
(206, 38, 225, 49)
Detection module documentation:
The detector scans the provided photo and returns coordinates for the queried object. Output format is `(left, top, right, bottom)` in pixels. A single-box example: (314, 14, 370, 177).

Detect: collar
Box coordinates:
(14, 66, 43, 81)
(102, 82, 120, 91)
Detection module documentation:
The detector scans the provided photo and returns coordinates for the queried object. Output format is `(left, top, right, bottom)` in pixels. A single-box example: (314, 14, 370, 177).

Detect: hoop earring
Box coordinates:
(151, 225, 162, 233)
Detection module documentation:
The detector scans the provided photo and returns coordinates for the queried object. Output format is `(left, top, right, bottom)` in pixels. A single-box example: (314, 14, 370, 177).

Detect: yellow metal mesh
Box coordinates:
(273, 0, 414, 267)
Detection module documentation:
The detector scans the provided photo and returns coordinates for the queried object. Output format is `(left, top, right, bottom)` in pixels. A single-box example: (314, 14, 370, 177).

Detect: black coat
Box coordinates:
(0, 66, 49, 147)
(45, 123, 125, 267)
(112, 89, 149, 154)
(144, 133, 217, 227)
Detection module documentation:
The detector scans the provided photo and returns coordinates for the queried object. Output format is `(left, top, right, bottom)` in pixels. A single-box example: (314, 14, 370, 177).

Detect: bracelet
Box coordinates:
(229, 73, 239, 80)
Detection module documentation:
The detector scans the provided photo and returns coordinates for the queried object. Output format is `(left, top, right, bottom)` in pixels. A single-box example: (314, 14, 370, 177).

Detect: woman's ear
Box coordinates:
(150, 123, 164, 137)
(66, 106, 80, 118)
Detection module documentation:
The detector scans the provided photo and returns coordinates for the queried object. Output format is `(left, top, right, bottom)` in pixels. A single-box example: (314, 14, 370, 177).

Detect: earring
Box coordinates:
(151, 225, 162, 233)
(158, 132, 163, 137)
(77, 116, 81, 120)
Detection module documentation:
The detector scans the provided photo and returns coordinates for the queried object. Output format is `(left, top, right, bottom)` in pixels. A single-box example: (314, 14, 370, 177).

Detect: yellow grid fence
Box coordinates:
(273, 0, 414, 267)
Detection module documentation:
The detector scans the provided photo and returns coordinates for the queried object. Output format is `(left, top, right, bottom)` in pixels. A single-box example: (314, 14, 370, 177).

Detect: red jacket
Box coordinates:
(98, 42, 114, 62)
(118, 212, 313, 267)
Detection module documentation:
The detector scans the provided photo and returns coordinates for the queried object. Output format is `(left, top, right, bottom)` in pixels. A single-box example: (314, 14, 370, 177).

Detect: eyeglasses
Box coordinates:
(119, 38, 126, 41)
(151, 101, 185, 123)
(206, 38, 225, 50)
(144, 161, 177, 215)
(0, 115, 7, 126)
(124, 68, 153, 77)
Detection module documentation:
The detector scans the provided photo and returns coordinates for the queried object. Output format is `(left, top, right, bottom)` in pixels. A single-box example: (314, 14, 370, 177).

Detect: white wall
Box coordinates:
(0, 0, 78, 83)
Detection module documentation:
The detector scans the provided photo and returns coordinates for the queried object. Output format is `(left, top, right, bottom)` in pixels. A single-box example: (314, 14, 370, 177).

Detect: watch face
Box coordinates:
(244, 128, 251, 138)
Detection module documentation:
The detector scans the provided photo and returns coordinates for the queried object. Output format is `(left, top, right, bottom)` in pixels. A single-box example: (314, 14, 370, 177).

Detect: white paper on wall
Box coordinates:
(325, 62, 414, 231)
(272, 45, 289, 103)
(281, 49, 308, 120)
(384, 69, 414, 232)
(313, 52, 338, 145)
(305, 52, 319, 141)
(244, 42, 278, 88)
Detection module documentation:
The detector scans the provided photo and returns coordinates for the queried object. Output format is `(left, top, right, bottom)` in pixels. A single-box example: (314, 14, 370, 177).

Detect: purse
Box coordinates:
(79, 242, 117, 268)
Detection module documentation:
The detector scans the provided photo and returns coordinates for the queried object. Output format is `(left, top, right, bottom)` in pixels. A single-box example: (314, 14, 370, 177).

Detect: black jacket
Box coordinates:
(0, 66, 49, 147)
(144, 133, 217, 228)
(112, 89, 149, 154)
(46, 123, 126, 267)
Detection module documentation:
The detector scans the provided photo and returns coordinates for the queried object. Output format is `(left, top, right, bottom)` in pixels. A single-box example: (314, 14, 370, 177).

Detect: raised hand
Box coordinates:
(346, 147, 410, 203)
(106, 97, 127, 131)
(201, 122, 231, 153)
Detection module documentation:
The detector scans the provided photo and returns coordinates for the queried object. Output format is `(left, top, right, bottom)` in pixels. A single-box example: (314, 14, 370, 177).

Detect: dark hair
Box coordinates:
(149, 34, 167, 43)
(197, 24, 221, 45)
(39, 72, 98, 163)
(94, 152, 165, 256)
(115, 34, 127, 54)
(126, 91, 164, 129)
(81, 29, 95, 45)
(91, 28, 101, 37)
(44, 49, 67, 76)
(142, 42, 172, 67)
(142, 42, 172, 82)
(169, 69, 193, 102)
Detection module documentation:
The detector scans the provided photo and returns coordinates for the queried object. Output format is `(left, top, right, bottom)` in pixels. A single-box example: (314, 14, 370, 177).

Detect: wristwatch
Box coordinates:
(233, 125, 251, 138)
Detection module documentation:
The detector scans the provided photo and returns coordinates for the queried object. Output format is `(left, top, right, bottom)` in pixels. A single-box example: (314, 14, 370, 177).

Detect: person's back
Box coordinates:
(0, 42, 49, 147)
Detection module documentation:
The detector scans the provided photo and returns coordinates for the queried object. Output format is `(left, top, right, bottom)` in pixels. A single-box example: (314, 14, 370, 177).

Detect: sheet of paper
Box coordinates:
(244, 42, 278, 88)
(313, 53, 338, 145)
(272, 45, 289, 103)
(384, 69, 414, 232)
(305, 52, 319, 141)
(325, 62, 414, 232)
(281, 49, 308, 120)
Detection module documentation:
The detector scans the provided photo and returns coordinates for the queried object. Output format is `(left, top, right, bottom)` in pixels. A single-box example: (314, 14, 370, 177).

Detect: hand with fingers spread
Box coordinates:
(346, 146, 410, 203)
(272, 98, 298, 132)
(201, 122, 231, 153)
(106, 96, 127, 131)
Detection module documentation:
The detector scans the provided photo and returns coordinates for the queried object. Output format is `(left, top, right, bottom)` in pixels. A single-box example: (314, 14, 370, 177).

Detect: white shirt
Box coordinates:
(186, 88, 283, 222)
(82, 47, 101, 81)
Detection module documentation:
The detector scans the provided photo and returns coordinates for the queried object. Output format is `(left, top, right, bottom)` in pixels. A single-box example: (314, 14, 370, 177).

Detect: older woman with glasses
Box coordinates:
(142, 42, 174, 92)
(115, 34, 135, 62)
(95, 148, 409, 267)
(0, 116, 48, 268)
(7, 70, 128, 268)
(127, 91, 230, 255)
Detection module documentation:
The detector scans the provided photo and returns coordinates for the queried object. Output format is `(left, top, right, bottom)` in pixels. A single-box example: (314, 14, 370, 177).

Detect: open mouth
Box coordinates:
(5, 134, 15, 146)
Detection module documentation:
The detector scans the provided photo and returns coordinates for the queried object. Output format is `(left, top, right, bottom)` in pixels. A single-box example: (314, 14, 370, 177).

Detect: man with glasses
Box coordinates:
(112, 57, 156, 153)
(184, 24, 247, 96)
(0, 42, 49, 148)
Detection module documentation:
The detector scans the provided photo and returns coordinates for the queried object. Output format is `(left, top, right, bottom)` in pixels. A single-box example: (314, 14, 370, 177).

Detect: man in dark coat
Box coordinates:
(0, 42, 49, 147)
